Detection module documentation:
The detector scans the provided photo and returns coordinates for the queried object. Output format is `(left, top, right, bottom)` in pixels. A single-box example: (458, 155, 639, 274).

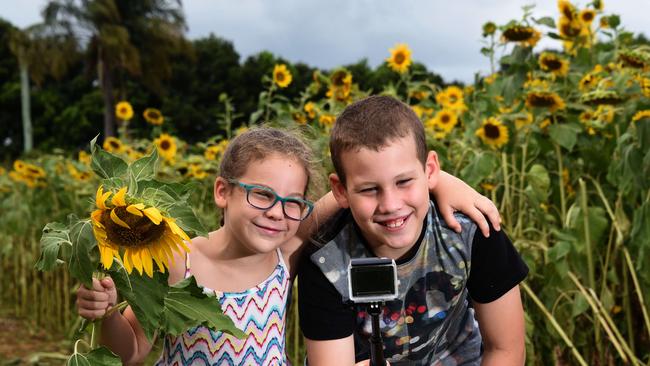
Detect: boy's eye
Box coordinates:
(397, 178, 413, 186)
(359, 187, 377, 194)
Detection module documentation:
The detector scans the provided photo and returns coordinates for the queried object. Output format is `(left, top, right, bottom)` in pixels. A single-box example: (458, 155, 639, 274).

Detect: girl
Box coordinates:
(77, 127, 499, 365)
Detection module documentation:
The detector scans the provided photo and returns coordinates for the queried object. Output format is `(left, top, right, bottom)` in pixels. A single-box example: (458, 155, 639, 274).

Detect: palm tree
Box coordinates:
(43, 0, 188, 138)
(8, 24, 76, 152)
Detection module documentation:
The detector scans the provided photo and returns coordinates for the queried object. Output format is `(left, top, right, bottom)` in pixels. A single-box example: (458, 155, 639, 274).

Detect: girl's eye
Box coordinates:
(251, 189, 275, 201)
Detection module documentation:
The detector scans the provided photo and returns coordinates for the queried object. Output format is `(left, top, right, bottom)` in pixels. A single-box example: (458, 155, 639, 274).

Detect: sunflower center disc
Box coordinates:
(101, 207, 166, 247)
(484, 124, 501, 139)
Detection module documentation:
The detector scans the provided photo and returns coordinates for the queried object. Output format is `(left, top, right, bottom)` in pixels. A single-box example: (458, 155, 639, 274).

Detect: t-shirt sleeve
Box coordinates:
(466, 223, 529, 303)
(298, 246, 356, 340)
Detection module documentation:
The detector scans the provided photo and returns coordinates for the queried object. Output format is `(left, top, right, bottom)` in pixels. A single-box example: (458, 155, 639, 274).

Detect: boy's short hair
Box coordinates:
(329, 95, 427, 185)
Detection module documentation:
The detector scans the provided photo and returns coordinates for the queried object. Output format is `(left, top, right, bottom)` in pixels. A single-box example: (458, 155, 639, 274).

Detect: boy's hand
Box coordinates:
(432, 171, 501, 237)
(76, 277, 118, 320)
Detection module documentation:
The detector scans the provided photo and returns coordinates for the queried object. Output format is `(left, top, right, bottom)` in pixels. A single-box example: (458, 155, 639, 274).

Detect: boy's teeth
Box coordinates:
(384, 218, 404, 228)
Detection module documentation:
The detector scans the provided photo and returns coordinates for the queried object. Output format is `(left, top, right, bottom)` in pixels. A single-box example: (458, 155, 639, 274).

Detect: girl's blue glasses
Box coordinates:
(229, 180, 314, 221)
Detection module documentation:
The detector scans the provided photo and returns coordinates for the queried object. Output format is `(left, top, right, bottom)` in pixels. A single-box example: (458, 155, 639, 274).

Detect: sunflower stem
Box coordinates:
(103, 300, 128, 319)
(554, 143, 567, 227)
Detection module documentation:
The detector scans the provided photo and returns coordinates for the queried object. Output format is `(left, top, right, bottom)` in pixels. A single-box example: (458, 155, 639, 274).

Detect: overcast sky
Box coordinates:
(2, 0, 648, 83)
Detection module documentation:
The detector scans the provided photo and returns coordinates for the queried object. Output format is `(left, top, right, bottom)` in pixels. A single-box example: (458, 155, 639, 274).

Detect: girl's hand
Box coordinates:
(355, 361, 390, 366)
(76, 277, 118, 320)
(432, 171, 501, 237)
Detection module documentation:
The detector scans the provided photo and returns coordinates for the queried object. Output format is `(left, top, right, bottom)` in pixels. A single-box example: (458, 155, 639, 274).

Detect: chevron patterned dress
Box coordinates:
(155, 248, 290, 365)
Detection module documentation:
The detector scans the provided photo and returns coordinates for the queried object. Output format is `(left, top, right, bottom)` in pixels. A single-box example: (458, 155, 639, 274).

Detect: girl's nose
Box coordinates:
(264, 200, 285, 220)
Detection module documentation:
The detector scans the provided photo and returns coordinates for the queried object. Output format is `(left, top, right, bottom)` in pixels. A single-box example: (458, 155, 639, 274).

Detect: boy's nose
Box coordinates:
(378, 189, 402, 213)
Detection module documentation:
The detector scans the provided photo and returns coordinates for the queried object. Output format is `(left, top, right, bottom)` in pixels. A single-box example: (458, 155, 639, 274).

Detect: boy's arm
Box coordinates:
(472, 286, 526, 366)
(433, 170, 501, 237)
(305, 336, 357, 366)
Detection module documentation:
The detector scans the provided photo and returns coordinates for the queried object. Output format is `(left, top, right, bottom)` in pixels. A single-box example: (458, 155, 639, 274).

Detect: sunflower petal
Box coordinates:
(164, 217, 191, 242)
(143, 207, 162, 225)
(126, 204, 145, 217)
(111, 187, 128, 206)
(123, 250, 134, 274)
(110, 209, 131, 229)
(130, 248, 144, 275)
(91, 210, 105, 228)
(98, 244, 114, 270)
(150, 244, 167, 273)
(141, 248, 154, 277)
(96, 186, 111, 210)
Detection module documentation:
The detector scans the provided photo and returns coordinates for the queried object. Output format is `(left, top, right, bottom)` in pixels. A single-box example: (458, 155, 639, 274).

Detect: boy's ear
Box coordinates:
(425, 151, 441, 189)
(214, 177, 230, 208)
(329, 173, 350, 208)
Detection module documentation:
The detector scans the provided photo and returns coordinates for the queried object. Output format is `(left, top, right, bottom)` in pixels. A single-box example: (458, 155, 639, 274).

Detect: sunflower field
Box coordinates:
(1, 1, 650, 365)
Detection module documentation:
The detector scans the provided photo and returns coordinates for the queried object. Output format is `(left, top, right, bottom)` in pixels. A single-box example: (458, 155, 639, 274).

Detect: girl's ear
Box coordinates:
(329, 173, 350, 208)
(214, 177, 230, 208)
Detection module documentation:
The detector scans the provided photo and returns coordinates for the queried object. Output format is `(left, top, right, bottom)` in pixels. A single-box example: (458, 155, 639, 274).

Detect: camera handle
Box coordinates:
(367, 302, 386, 366)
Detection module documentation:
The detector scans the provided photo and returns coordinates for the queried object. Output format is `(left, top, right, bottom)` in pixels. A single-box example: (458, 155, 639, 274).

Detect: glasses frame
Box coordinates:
(228, 179, 314, 221)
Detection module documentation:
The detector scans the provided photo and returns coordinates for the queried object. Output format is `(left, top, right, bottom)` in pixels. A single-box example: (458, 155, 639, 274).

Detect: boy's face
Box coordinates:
(330, 135, 439, 259)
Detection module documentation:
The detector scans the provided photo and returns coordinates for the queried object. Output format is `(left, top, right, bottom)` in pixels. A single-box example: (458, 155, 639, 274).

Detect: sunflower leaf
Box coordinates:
(36, 221, 71, 272)
(549, 123, 579, 150)
(90, 135, 128, 180)
(109, 269, 169, 342)
(533, 16, 555, 28)
(82, 347, 122, 366)
(166, 203, 208, 238)
(68, 219, 97, 288)
(161, 276, 245, 339)
(129, 148, 159, 183)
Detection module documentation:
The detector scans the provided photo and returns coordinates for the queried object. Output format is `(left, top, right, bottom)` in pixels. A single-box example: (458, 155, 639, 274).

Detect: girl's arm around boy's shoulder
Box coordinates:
(282, 191, 339, 278)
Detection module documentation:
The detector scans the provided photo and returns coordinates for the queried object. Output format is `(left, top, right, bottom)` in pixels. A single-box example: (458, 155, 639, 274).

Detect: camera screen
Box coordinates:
(350, 265, 396, 297)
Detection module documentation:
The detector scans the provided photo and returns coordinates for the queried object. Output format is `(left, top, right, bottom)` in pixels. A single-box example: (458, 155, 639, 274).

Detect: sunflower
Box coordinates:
(436, 86, 466, 112)
(319, 114, 336, 129)
(580, 9, 596, 24)
(154, 134, 177, 163)
(579, 72, 600, 91)
(640, 78, 650, 98)
(115, 101, 134, 121)
(502, 25, 541, 47)
(143, 108, 164, 125)
(514, 112, 534, 130)
(593, 0, 604, 11)
(430, 109, 458, 133)
(304, 102, 317, 119)
(618, 48, 650, 69)
(273, 64, 292, 88)
(91, 186, 190, 277)
(581, 89, 623, 106)
(632, 110, 650, 123)
(386, 43, 412, 74)
(476, 117, 509, 149)
(539, 53, 570, 77)
(187, 164, 208, 180)
(558, 0, 577, 21)
(482, 22, 497, 37)
(327, 69, 353, 102)
(525, 91, 566, 112)
(103, 137, 125, 154)
(292, 111, 307, 125)
(409, 90, 430, 101)
(411, 105, 433, 119)
(78, 151, 91, 165)
(204, 140, 229, 161)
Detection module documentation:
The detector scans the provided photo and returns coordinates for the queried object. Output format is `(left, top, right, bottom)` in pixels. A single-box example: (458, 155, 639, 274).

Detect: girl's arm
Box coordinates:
(433, 170, 501, 237)
(76, 277, 153, 364)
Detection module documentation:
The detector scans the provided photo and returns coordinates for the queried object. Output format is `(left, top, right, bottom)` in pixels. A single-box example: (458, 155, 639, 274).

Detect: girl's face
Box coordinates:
(215, 154, 308, 255)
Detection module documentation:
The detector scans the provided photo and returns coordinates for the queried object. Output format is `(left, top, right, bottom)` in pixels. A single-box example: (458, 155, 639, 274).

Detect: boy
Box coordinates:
(298, 95, 528, 365)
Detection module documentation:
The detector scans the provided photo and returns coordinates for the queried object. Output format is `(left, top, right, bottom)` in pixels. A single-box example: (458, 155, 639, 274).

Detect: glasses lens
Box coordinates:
(283, 198, 308, 220)
(247, 187, 277, 209)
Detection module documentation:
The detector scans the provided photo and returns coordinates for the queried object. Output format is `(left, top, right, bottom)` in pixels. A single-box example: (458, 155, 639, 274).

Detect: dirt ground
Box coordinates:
(0, 315, 70, 366)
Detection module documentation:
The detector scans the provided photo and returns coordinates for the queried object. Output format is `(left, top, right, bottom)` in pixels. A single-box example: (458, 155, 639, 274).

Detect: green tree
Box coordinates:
(8, 24, 76, 153)
(43, 0, 188, 139)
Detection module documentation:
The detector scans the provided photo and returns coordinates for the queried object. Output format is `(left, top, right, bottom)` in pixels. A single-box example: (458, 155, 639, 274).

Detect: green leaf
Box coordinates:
(549, 124, 579, 151)
(548, 241, 571, 261)
(166, 203, 208, 238)
(547, 32, 563, 40)
(85, 347, 122, 366)
(35, 221, 70, 272)
(90, 135, 128, 179)
(128, 148, 159, 184)
(68, 219, 97, 288)
(67, 353, 90, 366)
(161, 276, 245, 339)
(109, 268, 169, 342)
(526, 164, 550, 201)
(571, 294, 589, 317)
(534, 16, 556, 28)
(460, 152, 499, 187)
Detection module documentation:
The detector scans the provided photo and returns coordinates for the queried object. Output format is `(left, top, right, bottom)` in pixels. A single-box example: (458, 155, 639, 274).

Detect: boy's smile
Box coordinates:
(330, 135, 439, 259)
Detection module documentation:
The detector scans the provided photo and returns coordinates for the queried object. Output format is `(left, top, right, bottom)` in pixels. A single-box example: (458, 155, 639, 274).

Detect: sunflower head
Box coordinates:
(618, 47, 650, 69)
(482, 22, 497, 37)
(525, 91, 566, 112)
(558, 0, 577, 21)
(143, 108, 164, 125)
(632, 110, 650, 123)
(580, 9, 596, 24)
(273, 64, 293, 88)
(154, 133, 177, 163)
(431, 109, 459, 133)
(91, 186, 190, 277)
(386, 43, 412, 74)
(115, 101, 134, 121)
(580, 89, 624, 106)
(539, 53, 570, 77)
(502, 25, 540, 47)
(475, 117, 509, 149)
(103, 137, 125, 154)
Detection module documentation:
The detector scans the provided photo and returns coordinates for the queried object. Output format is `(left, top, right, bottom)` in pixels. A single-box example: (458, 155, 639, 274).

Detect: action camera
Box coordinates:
(348, 257, 398, 303)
